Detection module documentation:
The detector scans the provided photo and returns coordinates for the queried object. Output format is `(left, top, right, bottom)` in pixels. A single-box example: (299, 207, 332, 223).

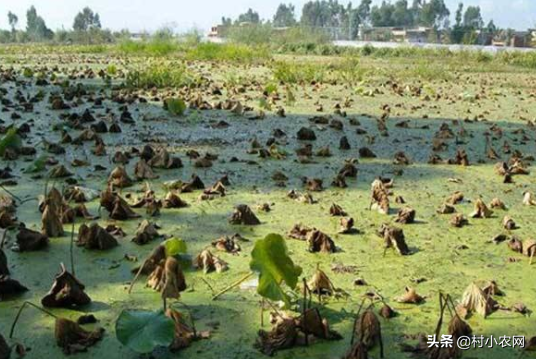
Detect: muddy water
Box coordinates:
(0, 54, 536, 358)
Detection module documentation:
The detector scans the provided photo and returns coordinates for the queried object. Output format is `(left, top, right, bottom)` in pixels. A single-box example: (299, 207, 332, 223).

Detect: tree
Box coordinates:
(455, 2, 463, 26)
(73, 7, 101, 32)
(8, 12, 18, 32)
(485, 20, 497, 35)
(237, 8, 260, 24)
(300, 0, 349, 28)
(349, 9, 361, 39)
(273, 4, 296, 27)
(370, 1, 394, 27)
(26, 6, 53, 42)
(418, 0, 449, 29)
(449, 2, 464, 44)
(463, 6, 483, 29)
(392, 0, 413, 27)
(300, 0, 351, 40)
(357, 0, 372, 25)
(369, 0, 414, 27)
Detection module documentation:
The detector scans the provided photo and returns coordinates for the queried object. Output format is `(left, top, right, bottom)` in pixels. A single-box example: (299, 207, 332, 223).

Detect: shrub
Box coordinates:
(185, 43, 268, 63)
(125, 62, 192, 89)
(164, 98, 187, 116)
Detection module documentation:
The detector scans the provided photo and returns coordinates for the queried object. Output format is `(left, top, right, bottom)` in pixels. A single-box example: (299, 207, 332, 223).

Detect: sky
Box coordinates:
(0, 0, 534, 33)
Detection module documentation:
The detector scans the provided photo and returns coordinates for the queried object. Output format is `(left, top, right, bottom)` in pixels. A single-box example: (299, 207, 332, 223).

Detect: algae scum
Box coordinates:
(0, 53, 536, 359)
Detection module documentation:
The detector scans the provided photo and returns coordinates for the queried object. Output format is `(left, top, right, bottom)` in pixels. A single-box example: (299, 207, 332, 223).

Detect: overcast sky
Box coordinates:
(0, 0, 533, 33)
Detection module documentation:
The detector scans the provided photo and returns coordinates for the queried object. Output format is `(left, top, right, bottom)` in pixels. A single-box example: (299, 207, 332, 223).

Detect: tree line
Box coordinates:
(225, 0, 521, 44)
(0, 6, 124, 44)
(0, 2, 525, 45)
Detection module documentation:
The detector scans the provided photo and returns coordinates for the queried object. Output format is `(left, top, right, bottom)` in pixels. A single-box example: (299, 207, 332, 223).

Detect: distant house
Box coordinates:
(492, 31, 531, 48)
(511, 31, 531, 47)
(129, 33, 145, 42)
(359, 26, 393, 42)
(405, 27, 435, 43)
(208, 22, 256, 38)
(360, 26, 434, 43)
(208, 25, 224, 38)
(530, 29, 536, 47)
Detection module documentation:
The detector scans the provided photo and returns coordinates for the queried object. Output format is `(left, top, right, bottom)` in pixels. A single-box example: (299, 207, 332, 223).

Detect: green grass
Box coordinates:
(124, 61, 192, 89)
(272, 60, 327, 84)
(185, 42, 269, 63)
(117, 39, 181, 57)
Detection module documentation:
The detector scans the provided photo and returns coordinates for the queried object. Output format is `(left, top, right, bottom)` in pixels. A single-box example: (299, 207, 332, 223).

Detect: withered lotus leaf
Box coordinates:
(41, 264, 91, 308)
(437, 203, 456, 214)
(15, 226, 49, 252)
(331, 174, 348, 188)
(339, 217, 356, 234)
(0, 210, 16, 229)
(396, 287, 424, 304)
(502, 216, 516, 230)
(64, 186, 99, 203)
(507, 237, 523, 253)
(303, 178, 323, 192)
(132, 220, 161, 245)
(203, 181, 226, 197)
(166, 309, 208, 353)
(41, 202, 64, 238)
(147, 257, 186, 299)
(489, 198, 506, 210)
(307, 230, 336, 253)
(446, 191, 464, 205)
(48, 165, 72, 178)
(0, 248, 8, 275)
(308, 268, 334, 296)
(297, 127, 316, 141)
(63, 203, 98, 224)
(298, 308, 342, 340)
(451, 149, 469, 166)
(229, 204, 260, 225)
(359, 147, 376, 158)
(0, 333, 10, 359)
(525, 337, 536, 352)
(77, 223, 118, 250)
(193, 249, 228, 274)
(470, 198, 493, 219)
(148, 148, 182, 169)
(74, 204, 98, 220)
(180, 174, 205, 193)
(523, 192, 536, 206)
(450, 213, 468, 228)
(458, 282, 497, 318)
(329, 203, 347, 217)
(379, 304, 396, 319)
(0, 275, 28, 298)
(107, 166, 132, 188)
(134, 159, 158, 180)
(131, 244, 166, 275)
(355, 309, 382, 351)
(523, 240, 536, 258)
(338, 163, 358, 178)
(55, 318, 104, 355)
(255, 317, 298, 356)
(448, 315, 472, 340)
(395, 207, 416, 224)
(343, 342, 369, 359)
(211, 236, 241, 254)
(393, 151, 410, 165)
(377, 224, 410, 255)
(162, 192, 188, 208)
(288, 223, 312, 240)
(370, 179, 389, 215)
(100, 188, 140, 221)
